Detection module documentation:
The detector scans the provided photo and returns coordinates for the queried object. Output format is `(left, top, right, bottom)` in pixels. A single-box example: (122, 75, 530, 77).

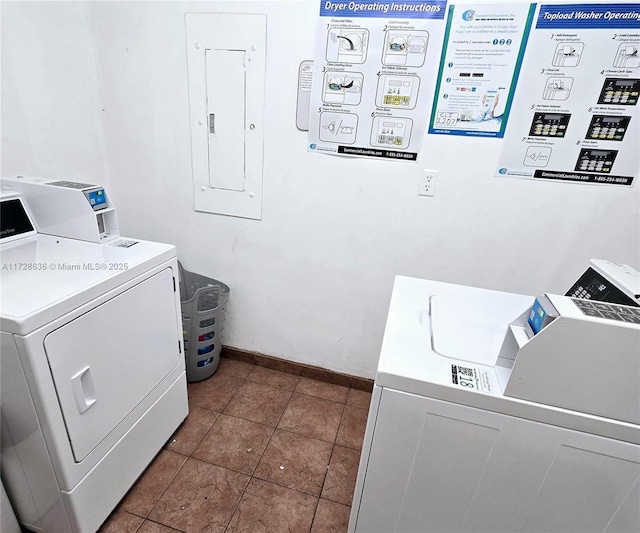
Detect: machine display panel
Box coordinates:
(0, 199, 35, 241)
(528, 112, 571, 137)
(566, 266, 639, 307)
(574, 149, 618, 174)
(585, 115, 631, 141)
(85, 189, 108, 211)
(597, 78, 639, 105)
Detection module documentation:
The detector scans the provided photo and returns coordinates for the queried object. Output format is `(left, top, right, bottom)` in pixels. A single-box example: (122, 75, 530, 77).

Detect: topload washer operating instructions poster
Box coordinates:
(308, 0, 447, 161)
(497, 3, 640, 186)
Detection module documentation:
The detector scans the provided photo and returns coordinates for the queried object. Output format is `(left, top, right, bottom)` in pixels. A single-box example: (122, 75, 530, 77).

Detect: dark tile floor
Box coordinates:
(99, 358, 371, 533)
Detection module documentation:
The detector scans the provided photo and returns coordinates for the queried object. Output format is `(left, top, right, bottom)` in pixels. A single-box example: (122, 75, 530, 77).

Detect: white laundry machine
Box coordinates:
(349, 275, 640, 533)
(1, 179, 188, 532)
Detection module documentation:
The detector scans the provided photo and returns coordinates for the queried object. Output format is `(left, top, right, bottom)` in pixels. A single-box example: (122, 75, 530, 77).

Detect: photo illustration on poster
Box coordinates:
(496, 3, 640, 185)
(307, 0, 447, 161)
(428, 3, 537, 137)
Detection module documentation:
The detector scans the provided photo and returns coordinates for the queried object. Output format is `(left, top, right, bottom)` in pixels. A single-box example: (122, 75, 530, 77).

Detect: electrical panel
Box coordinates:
(186, 14, 266, 220)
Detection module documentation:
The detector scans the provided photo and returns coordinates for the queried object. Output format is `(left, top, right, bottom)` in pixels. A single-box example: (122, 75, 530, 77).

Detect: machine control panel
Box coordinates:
(84, 188, 108, 211)
(572, 298, 640, 324)
(585, 115, 631, 141)
(574, 148, 617, 174)
(110, 238, 139, 248)
(566, 262, 639, 307)
(597, 78, 639, 105)
(529, 112, 571, 137)
(2, 176, 120, 243)
(49, 180, 96, 189)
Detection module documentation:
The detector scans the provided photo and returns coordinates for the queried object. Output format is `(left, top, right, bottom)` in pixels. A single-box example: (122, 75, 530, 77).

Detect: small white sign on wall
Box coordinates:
(296, 60, 314, 131)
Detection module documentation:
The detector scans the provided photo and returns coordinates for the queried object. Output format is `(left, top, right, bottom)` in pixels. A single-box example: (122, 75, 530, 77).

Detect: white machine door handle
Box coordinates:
(70, 366, 97, 414)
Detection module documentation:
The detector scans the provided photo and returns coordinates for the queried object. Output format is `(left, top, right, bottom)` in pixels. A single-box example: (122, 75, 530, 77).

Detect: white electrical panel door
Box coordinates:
(186, 14, 266, 220)
(206, 50, 246, 191)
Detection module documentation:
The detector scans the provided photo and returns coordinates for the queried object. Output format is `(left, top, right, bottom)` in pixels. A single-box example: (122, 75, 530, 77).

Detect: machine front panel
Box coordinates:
(44, 267, 181, 461)
(353, 389, 640, 533)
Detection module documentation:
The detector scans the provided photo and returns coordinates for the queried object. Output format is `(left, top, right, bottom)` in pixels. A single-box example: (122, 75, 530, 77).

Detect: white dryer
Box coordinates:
(1, 184, 188, 532)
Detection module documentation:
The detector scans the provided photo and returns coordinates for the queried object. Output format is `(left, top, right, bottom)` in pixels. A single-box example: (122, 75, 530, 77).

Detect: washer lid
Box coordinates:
(430, 294, 527, 366)
(375, 276, 639, 444)
(0, 235, 175, 335)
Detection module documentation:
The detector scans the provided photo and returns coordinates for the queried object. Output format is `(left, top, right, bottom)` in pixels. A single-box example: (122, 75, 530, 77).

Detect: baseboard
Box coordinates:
(221, 346, 374, 392)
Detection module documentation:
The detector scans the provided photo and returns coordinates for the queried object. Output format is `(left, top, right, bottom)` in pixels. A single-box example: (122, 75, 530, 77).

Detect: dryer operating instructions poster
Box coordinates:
(307, 0, 447, 161)
(497, 3, 640, 185)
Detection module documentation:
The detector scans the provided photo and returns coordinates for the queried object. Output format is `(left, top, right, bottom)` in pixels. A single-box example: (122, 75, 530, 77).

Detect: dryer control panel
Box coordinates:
(1, 176, 120, 243)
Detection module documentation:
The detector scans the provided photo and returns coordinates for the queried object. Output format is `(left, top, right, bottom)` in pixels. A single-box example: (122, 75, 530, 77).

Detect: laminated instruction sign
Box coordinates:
(497, 3, 640, 185)
(428, 3, 536, 137)
(308, 0, 447, 161)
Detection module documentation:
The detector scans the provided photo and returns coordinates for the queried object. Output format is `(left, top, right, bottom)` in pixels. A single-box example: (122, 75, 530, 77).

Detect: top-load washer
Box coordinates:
(349, 274, 640, 533)
(1, 177, 188, 532)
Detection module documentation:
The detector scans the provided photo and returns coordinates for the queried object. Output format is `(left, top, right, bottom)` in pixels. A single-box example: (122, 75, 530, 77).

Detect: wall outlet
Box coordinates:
(419, 169, 438, 197)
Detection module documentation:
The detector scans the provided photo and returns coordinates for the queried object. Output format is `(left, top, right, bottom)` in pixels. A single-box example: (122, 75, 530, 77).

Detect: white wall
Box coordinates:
(2, 0, 638, 378)
(1, 2, 110, 188)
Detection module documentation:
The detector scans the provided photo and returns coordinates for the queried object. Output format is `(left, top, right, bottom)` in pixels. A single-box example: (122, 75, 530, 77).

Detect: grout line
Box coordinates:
(218, 365, 252, 532)
(220, 377, 283, 532)
(127, 361, 364, 532)
(151, 452, 189, 513)
(166, 406, 221, 458)
(154, 366, 256, 533)
(316, 401, 346, 504)
(310, 497, 322, 533)
(134, 514, 188, 533)
(245, 375, 324, 530)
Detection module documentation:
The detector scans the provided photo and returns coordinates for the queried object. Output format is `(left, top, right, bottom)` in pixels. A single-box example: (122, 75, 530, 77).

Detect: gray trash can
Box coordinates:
(178, 262, 229, 382)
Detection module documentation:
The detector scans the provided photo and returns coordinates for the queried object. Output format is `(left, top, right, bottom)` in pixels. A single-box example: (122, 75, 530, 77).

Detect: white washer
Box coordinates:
(1, 189, 188, 532)
(349, 276, 640, 533)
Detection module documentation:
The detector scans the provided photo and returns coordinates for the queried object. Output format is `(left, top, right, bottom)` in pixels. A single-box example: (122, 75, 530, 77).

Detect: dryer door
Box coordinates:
(44, 267, 182, 462)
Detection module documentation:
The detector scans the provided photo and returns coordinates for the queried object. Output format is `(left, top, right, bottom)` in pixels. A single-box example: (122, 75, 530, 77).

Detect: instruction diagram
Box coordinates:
(428, 3, 536, 137)
(542, 77, 574, 100)
(552, 42, 584, 67)
(585, 115, 631, 141)
(375, 75, 421, 109)
(497, 3, 640, 186)
(323, 71, 364, 105)
(613, 43, 639, 68)
(308, 0, 447, 161)
(319, 111, 359, 143)
(370, 116, 413, 148)
(382, 30, 429, 66)
(528, 112, 571, 137)
(326, 29, 370, 64)
(598, 78, 639, 106)
(523, 145, 552, 168)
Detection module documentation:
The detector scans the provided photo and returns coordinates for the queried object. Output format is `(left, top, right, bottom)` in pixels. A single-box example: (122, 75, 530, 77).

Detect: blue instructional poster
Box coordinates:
(308, 0, 447, 161)
(497, 3, 640, 185)
(428, 3, 536, 138)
